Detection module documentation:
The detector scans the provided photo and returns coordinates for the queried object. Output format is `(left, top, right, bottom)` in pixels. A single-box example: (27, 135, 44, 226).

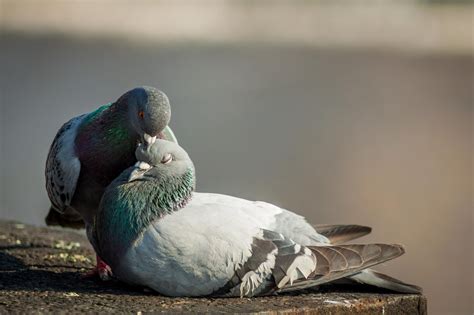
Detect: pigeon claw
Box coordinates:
(98, 263, 113, 281)
(80, 255, 113, 281)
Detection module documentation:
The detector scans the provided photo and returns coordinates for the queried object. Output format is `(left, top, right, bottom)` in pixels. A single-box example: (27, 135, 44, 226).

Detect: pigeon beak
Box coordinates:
(128, 162, 152, 182)
(143, 133, 157, 146)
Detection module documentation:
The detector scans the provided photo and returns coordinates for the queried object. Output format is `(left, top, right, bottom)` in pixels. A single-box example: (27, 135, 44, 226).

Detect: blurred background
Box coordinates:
(1, 0, 472, 314)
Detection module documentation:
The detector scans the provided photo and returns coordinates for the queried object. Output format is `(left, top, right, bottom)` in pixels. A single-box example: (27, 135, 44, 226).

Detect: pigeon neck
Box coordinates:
(76, 102, 137, 185)
(101, 167, 195, 251)
(88, 102, 134, 148)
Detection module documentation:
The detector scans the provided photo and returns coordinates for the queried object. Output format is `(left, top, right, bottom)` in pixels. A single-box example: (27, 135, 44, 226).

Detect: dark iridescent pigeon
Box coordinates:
(92, 139, 421, 296)
(45, 86, 177, 279)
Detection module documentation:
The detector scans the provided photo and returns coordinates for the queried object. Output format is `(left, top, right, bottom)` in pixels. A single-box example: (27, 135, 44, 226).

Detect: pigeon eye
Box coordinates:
(161, 153, 173, 164)
(138, 111, 145, 119)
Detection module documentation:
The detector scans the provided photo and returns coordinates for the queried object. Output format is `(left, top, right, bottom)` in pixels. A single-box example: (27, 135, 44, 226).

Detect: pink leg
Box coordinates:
(81, 255, 113, 281)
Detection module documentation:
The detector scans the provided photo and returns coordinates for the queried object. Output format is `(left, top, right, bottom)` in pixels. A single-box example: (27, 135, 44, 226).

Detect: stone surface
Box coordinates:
(0, 220, 427, 314)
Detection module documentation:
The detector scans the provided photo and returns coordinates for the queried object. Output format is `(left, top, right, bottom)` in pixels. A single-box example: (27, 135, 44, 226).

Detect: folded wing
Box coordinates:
(211, 228, 405, 297)
(314, 224, 372, 245)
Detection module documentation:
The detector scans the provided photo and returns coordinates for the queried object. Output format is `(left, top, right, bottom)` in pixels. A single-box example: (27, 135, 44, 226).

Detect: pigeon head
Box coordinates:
(122, 139, 195, 211)
(128, 139, 195, 189)
(116, 86, 171, 146)
(97, 139, 195, 253)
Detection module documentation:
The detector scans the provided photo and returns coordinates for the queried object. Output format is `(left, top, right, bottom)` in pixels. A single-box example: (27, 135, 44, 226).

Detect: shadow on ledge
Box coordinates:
(0, 220, 426, 314)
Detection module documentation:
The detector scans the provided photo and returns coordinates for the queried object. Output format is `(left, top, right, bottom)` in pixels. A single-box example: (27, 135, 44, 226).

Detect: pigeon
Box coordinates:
(92, 139, 421, 296)
(45, 86, 177, 279)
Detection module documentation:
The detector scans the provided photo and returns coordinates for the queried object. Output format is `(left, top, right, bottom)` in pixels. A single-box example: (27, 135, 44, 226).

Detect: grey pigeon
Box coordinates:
(92, 139, 421, 296)
(45, 86, 177, 279)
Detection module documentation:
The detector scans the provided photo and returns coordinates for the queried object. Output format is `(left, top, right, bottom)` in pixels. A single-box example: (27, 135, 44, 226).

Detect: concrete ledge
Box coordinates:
(0, 220, 427, 314)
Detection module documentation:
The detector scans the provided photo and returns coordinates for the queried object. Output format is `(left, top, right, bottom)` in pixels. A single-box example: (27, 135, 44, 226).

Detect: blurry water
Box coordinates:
(0, 34, 472, 314)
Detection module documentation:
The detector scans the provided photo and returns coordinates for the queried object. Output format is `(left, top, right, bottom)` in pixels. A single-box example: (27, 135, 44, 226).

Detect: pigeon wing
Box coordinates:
(210, 228, 404, 297)
(161, 125, 178, 144)
(277, 243, 404, 293)
(314, 224, 372, 244)
(45, 114, 85, 214)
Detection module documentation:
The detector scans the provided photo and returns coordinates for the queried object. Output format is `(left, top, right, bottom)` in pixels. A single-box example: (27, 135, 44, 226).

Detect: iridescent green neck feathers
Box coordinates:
(98, 166, 195, 248)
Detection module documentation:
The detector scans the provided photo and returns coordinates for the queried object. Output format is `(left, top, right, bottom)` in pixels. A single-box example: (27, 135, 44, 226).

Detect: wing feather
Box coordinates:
(277, 243, 404, 293)
(314, 224, 372, 244)
(45, 114, 85, 213)
(211, 225, 405, 297)
(161, 125, 178, 144)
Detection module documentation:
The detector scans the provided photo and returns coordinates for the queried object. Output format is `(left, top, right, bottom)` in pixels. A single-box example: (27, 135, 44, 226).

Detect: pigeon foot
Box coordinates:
(81, 255, 113, 281)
